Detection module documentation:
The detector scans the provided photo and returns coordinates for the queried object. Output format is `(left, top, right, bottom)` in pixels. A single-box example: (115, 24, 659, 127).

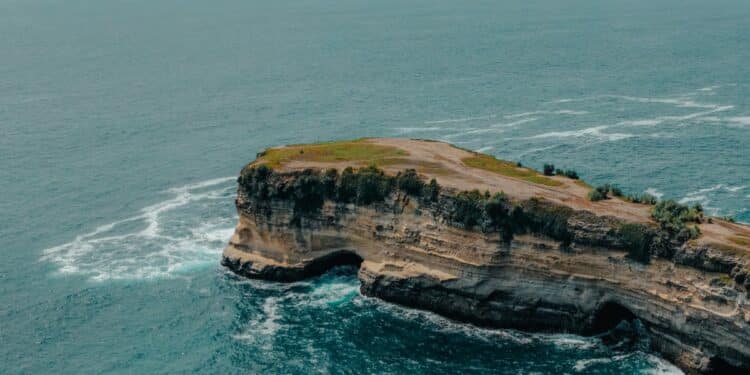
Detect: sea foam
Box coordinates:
(41, 177, 237, 281)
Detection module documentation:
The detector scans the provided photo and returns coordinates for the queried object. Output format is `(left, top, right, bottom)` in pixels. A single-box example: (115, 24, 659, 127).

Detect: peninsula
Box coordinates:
(222, 138, 750, 374)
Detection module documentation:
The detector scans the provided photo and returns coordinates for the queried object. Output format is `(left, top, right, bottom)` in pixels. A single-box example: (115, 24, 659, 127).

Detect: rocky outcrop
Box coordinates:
(222, 139, 750, 374)
(224, 191, 748, 374)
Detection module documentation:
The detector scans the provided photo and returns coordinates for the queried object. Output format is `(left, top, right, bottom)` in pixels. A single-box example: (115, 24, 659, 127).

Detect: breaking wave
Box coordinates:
(41, 177, 237, 281)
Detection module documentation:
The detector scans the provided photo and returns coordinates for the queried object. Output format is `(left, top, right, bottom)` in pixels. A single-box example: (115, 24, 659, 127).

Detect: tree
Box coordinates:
(291, 171, 325, 214)
(355, 166, 392, 205)
(543, 163, 555, 176)
(425, 178, 440, 202)
(336, 167, 358, 202)
(396, 169, 424, 196)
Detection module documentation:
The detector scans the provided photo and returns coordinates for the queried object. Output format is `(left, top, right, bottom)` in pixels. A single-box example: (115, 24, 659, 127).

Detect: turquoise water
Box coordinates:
(2, 0, 749, 373)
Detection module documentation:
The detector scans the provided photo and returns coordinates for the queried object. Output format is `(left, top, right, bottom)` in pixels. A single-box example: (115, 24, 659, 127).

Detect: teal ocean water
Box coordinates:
(2, 0, 749, 373)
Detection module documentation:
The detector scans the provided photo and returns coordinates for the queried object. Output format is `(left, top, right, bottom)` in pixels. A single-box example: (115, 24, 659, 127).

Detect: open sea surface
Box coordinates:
(2, 0, 749, 373)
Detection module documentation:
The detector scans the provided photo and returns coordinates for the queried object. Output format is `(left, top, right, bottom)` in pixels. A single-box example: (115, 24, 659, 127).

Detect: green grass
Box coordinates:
(258, 139, 408, 168)
(729, 235, 750, 247)
(462, 154, 562, 187)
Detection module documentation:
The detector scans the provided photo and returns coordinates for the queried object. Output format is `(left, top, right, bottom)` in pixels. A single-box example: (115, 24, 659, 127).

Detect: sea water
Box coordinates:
(2, 0, 749, 373)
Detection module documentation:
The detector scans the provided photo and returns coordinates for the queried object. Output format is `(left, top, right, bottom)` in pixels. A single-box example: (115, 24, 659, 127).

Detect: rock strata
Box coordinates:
(223, 138, 750, 374)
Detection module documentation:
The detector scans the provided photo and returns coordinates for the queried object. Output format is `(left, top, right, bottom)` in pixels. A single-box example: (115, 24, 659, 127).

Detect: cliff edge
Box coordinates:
(222, 138, 750, 374)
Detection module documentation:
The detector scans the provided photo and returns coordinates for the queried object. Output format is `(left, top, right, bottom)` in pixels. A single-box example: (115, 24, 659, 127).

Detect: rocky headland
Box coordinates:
(222, 138, 750, 374)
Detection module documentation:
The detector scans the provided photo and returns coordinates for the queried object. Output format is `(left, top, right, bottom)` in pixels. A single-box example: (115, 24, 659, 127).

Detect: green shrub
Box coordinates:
(588, 187, 608, 201)
(564, 169, 579, 179)
(322, 168, 338, 198)
(424, 178, 440, 202)
(618, 223, 654, 263)
(238, 164, 275, 200)
(555, 168, 565, 176)
(336, 167, 358, 202)
(520, 198, 574, 245)
(588, 184, 622, 201)
(543, 163, 555, 176)
(652, 200, 702, 228)
(396, 169, 424, 196)
(485, 192, 510, 227)
(355, 165, 393, 205)
(449, 190, 486, 228)
(291, 170, 325, 214)
(628, 193, 657, 205)
(651, 200, 703, 245)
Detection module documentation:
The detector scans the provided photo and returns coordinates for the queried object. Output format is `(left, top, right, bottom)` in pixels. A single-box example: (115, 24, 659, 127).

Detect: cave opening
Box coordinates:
(591, 301, 637, 334)
(304, 250, 363, 278)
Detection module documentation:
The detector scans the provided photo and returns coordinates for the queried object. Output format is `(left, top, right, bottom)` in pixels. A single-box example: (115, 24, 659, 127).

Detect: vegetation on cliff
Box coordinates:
(256, 138, 408, 168)
(238, 164, 704, 263)
(462, 154, 562, 187)
(543, 163, 580, 180)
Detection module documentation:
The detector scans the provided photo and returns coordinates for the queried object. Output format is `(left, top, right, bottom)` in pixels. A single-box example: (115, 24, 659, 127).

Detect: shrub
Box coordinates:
(291, 170, 325, 214)
(485, 192, 510, 227)
(555, 168, 565, 176)
(336, 167, 358, 202)
(651, 200, 703, 245)
(588, 187, 608, 201)
(238, 164, 274, 200)
(396, 169, 424, 196)
(322, 168, 338, 198)
(543, 163, 555, 176)
(355, 165, 393, 205)
(520, 198, 574, 245)
(618, 223, 654, 263)
(628, 193, 657, 205)
(449, 190, 486, 228)
(652, 200, 701, 229)
(588, 184, 622, 201)
(424, 178, 440, 202)
(564, 170, 579, 180)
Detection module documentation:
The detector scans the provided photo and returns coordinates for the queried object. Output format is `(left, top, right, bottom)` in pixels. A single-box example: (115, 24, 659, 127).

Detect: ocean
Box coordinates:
(2, 0, 749, 373)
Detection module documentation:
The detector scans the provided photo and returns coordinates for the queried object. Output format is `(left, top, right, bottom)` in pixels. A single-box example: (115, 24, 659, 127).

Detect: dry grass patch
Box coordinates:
(257, 139, 408, 168)
(706, 242, 748, 257)
(462, 154, 562, 187)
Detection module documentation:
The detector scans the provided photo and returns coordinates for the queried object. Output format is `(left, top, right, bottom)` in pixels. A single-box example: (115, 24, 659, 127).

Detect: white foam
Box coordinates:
(394, 127, 443, 134)
(549, 335, 598, 350)
(678, 195, 708, 204)
(504, 110, 588, 118)
(424, 114, 496, 124)
(645, 188, 664, 200)
(232, 296, 281, 345)
(620, 119, 664, 127)
(41, 177, 237, 281)
(644, 354, 685, 374)
(697, 85, 721, 92)
(527, 125, 635, 142)
(573, 357, 614, 372)
(727, 116, 750, 127)
(475, 146, 493, 153)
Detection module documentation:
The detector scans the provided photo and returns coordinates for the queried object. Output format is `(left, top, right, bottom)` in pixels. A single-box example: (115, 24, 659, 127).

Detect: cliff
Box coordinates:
(222, 138, 750, 374)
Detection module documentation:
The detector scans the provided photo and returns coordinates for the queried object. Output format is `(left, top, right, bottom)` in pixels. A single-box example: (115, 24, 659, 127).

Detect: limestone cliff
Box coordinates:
(222, 138, 750, 374)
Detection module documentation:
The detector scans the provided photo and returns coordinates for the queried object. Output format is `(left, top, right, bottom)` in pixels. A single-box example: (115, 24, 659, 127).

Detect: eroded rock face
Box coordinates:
(223, 180, 750, 374)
